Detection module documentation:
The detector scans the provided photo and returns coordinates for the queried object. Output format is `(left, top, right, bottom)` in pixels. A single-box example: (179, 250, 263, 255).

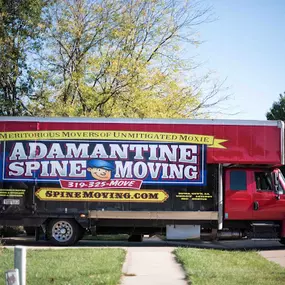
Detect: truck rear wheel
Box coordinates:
(47, 219, 80, 246)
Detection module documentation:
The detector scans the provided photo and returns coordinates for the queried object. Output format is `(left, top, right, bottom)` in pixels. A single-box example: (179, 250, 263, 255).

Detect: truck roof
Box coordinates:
(0, 116, 282, 126)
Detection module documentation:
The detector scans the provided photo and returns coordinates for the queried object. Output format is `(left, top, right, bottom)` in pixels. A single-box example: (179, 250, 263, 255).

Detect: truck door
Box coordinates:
(251, 170, 285, 220)
(224, 169, 253, 220)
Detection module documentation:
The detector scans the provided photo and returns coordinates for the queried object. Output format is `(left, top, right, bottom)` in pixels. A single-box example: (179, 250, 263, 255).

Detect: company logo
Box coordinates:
(4, 141, 206, 186)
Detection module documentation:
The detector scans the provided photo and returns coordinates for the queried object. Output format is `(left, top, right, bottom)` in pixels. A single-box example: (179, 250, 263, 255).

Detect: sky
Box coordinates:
(190, 0, 285, 120)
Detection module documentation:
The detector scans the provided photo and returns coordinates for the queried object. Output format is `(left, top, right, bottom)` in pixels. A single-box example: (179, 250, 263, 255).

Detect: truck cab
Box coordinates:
(224, 167, 285, 241)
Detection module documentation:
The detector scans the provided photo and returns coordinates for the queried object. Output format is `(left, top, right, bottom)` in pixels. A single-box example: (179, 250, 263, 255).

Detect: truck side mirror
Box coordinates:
(273, 170, 282, 198)
(273, 171, 279, 186)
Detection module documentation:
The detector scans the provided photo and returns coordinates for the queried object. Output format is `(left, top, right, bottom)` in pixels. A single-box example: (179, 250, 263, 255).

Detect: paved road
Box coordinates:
(2, 236, 284, 250)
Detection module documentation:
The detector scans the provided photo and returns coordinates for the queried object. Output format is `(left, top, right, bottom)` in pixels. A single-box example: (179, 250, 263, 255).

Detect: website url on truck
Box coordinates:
(35, 188, 169, 203)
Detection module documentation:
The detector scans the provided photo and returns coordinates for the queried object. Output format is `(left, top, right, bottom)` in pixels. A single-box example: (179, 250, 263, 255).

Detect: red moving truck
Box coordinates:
(1, 117, 285, 245)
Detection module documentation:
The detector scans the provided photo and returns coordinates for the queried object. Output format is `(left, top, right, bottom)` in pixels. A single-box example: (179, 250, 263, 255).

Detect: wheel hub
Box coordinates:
(52, 221, 73, 242)
(60, 228, 67, 234)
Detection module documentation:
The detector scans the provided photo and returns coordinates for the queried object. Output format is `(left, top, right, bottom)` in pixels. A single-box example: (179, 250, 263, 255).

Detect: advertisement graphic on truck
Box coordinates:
(1, 117, 285, 246)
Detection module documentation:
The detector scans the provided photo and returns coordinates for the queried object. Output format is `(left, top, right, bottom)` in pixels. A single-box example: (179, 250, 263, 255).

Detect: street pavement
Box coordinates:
(2, 235, 284, 250)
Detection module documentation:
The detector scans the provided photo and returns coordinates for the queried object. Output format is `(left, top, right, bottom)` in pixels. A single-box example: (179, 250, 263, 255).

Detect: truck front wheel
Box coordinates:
(47, 219, 80, 246)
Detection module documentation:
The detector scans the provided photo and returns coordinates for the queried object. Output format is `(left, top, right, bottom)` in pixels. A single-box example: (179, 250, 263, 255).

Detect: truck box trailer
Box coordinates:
(1, 117, 285, 245)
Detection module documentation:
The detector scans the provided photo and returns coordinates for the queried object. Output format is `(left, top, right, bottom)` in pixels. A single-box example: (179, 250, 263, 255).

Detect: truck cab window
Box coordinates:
(255, 172, 273, 191)
(230, 170, 247, 190)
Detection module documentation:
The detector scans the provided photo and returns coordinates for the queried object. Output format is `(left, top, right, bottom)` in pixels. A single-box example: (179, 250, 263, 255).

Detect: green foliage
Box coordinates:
(175, 248, 285, 285)
(0, 0, 225, 118)
(267, 92, 285, 120)
(29, 0, 221, 118)
(267, 92, 285, 175)
(0, 248, 125, 285)
(0, 0, 46, 116)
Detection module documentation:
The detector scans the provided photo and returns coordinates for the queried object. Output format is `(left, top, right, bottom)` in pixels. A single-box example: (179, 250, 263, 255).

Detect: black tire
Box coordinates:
(279, 238, 285, 245)
(47, 219, 80, 246)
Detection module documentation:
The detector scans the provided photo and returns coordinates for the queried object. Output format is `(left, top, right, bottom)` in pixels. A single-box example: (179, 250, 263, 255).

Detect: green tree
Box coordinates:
(266, 92, 285, 120)
(30, 0, 227, 118)
(0, 0, 46, 116)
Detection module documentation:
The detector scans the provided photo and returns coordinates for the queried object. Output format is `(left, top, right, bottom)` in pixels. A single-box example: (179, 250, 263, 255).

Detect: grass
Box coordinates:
(0, 248, 125, 285)
(174, 248, 285, 285)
